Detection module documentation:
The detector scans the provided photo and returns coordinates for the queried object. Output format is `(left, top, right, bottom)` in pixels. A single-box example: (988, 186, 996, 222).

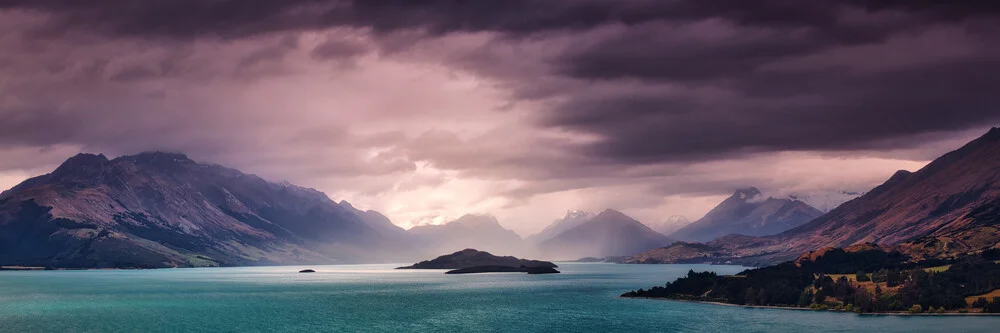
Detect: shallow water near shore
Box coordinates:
(1, 263, 997, 332)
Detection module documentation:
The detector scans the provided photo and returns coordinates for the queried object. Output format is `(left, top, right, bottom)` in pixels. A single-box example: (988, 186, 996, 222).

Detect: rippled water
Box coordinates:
(1, 263, 997, 332)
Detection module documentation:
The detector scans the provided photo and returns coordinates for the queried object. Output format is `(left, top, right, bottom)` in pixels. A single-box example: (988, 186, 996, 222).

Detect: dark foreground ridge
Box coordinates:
(398, 249, 559, 274)
(621, 246, 1000, 314)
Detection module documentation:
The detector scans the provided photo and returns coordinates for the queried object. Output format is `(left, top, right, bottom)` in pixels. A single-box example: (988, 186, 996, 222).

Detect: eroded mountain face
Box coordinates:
(0, 152, 412, 268)
(525, 210, 594, 244)
(536, 209, 674, 259)
(669, 187, 823, 242)
(646, 215, 690, 237)
(407, 214, 526, 257)
(714, 128, 1000, 263)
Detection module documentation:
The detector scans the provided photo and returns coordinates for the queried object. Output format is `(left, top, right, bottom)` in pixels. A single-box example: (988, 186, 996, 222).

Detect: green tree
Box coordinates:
(856, 270, 870, 282)
(886, 270, 903, 287)
(797, 290, 813, 307)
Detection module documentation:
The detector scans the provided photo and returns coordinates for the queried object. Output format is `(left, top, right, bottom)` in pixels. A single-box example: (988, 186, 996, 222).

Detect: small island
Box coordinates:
(621, 245, 1000, 314)
(398, 249, 560, 275)
(298, 269, 316, 273)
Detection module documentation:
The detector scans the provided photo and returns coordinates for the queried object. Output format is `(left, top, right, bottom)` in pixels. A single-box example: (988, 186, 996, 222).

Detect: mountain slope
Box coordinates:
(669, 188, 823, 242)
(625, 242, 722, 264)
(0, 152, 411, 268)
(537, 209, 673, 259)
(525, 210, 593, 244)
(646, 215, 691, 236)
(407, 214, 525, 257)
(716, 127, 1000, 263)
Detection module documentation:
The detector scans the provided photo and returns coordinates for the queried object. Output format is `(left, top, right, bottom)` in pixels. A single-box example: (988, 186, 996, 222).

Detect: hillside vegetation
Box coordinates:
(623, 248, 1000, 314)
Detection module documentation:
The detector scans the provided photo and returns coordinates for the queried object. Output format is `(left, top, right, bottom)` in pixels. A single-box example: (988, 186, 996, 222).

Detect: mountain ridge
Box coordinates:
(537, 209, 673, 259)
(669, 187, 823, 242)
(712, 127, 1000, 263)
(0, 151, 413, 268)
(407, 214, 525, 257)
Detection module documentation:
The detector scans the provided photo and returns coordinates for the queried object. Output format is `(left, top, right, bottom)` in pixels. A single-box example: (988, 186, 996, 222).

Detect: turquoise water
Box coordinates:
(1, 263, 997, 332)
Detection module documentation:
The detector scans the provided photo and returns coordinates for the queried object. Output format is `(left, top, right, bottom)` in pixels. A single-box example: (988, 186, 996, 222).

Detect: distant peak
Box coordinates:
(453, 214, 501, 227)
(664, 215, 688, 224)
(563, 210, 592, 220)
(53, 153, 110, 175)
(886, 170, 913, 183)
(732, 187, 762, 200)
(596, 209, 630, 220)
(52, 154, 108, 182)
(65, 153, 109, 163)
(131, 151, 192, 161)
(598, 208, 620, 214)
(978, 127, 1000, 144)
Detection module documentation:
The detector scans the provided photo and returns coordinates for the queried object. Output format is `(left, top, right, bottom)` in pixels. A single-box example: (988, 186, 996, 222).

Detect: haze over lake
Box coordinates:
(2, 263, 997, 332)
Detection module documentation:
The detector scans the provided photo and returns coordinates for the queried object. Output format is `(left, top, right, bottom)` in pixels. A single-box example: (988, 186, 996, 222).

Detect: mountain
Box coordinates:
(406, 214, 525, 257)
(525, 210, 593, 244)
(714, 127, 1000, 263)
(646, 215, 690, 236)
(789, 191, 865, 213)
(669, 187, 823, 242)
(537, 209, 673, 259)
(624, 242, 722, 264)
(0, 152, 412, 268)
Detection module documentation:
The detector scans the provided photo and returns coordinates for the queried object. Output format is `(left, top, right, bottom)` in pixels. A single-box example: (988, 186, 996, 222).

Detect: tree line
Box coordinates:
(622, 249, 1000, 313)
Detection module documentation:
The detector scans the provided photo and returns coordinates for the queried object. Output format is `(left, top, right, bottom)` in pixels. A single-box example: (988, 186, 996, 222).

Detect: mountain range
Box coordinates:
(533, 209, 674, 259)
(0, 152, 666, 268)
(0, 152, 413, 268)
(646, 215, 690, 236)
(3, 127, 997, 268)
(705, 127, 1000, 264)
(668, 187, 823, 242)
(407, 214, 525, 257)
(524, 210, 593, 244)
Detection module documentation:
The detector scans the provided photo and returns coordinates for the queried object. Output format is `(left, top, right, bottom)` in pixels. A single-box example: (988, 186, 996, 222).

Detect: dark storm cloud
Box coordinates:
(311, 38, 370, 61)
(554, 23, 832, 82)
(3, 0, 992, 39)
(2, 0, 999, 199)
(543, 53, 1000, 162)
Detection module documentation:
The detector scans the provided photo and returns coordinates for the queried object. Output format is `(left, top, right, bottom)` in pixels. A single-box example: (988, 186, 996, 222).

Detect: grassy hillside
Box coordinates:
(622, 248, 1000, 314)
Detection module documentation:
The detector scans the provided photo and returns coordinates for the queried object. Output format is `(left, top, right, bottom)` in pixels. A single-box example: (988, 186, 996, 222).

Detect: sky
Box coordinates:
(0, 1, 998, 236)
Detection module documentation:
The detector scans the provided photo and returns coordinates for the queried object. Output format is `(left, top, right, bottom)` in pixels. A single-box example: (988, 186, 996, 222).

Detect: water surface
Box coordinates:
(1, 263, 996, 332)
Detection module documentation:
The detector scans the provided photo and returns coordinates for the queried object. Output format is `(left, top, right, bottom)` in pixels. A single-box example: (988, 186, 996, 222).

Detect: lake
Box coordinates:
(1, 263, 996, 332)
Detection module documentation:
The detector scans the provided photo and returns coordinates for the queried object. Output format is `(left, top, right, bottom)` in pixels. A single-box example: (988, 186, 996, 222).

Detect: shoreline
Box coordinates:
(625, 297, 1000, 316)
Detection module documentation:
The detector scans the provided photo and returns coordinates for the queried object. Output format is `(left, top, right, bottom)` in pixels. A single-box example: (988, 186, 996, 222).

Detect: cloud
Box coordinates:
(0, 1, 998, 234)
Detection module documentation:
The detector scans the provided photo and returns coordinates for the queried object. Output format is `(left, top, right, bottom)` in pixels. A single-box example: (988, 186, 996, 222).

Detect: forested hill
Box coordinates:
(622, 248, 1000, 314)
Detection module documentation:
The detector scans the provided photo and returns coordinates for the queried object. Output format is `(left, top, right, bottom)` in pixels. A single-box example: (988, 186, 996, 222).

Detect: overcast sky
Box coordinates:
(1, 1, 998, 236)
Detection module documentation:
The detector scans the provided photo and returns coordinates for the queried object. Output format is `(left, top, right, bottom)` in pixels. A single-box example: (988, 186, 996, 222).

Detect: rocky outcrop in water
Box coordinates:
(397, 249, 557, 274)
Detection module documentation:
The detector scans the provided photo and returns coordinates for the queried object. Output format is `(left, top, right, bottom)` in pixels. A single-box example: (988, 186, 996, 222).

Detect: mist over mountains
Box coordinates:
(2, 128, 999, 268)
(669, 187, 824, 242)
(0, 152, 670, 267)
(407, 214, 526, 257)
(704, 127, 1000, 263)
(533, 209, 674, 259)
(0, 152, 414, 268)
(646, 215, 690, 236)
